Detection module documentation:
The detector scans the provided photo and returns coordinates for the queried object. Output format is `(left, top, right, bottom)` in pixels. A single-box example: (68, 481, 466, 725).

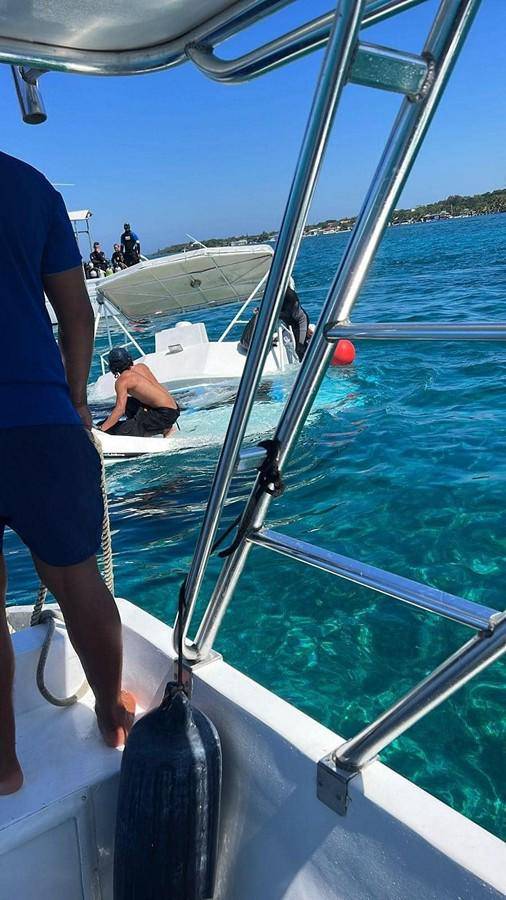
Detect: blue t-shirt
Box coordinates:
(0, 152, 82, 427)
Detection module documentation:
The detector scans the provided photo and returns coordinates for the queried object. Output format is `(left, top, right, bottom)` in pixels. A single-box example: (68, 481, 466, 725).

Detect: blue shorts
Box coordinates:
(0, 425, 104, 567)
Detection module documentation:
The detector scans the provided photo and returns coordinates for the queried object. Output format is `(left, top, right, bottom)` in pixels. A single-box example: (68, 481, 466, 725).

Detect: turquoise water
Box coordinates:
(6, 214, 506, 839)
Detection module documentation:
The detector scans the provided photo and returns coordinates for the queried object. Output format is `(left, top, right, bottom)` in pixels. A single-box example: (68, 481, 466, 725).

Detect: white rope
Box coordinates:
(32, 430, 114, 705)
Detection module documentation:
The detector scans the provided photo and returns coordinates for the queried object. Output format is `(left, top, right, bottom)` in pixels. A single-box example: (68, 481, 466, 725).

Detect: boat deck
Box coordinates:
(1, 601, 504, 900)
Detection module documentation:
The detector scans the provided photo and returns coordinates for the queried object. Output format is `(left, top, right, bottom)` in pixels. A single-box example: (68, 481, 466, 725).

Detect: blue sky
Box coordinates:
(1, 0, 504, 255)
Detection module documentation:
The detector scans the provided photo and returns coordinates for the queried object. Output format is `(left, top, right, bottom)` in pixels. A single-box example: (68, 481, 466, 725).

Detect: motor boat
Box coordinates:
(88, 243, 299, 403)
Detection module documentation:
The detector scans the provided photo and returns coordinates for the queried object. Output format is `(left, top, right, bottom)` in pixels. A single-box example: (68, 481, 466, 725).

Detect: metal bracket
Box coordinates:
(11, 65, 47, 124)
(173, 649, 222, 698)
(317, 752, 359, 816)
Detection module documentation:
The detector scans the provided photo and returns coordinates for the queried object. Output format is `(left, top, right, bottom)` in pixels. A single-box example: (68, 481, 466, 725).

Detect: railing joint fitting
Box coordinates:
(317, 751, 360, 816)
(409, 51, 436, 101)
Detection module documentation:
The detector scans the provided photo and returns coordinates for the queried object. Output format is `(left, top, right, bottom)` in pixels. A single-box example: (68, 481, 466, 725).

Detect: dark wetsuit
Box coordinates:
(280, 287, 310, 361)
(105, 397, 180, 437)
(121, 231, 140, 267)
(112, 250, 126, 270)
(90, 249, 108, 273)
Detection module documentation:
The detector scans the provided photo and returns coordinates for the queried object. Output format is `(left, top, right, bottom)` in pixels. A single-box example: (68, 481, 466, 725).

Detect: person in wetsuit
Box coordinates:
(120, 223, 140, 267)
(99, 348, 180, 437)
(90, 242, 109, 274)
(111, 243, 126, 272)
(280, 281, 310, 361)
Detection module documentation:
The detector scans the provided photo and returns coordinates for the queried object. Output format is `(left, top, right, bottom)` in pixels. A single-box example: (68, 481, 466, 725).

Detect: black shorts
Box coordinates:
(107, 405, 180, 437)
(0, 426, 103, 567)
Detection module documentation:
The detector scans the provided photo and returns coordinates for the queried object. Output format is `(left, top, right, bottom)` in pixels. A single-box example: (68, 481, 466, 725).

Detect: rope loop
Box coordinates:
(31, 429, 113, 706)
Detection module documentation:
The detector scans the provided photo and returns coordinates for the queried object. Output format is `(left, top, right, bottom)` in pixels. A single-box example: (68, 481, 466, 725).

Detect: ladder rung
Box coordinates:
(249, 529, 501, 631)
(326, 322, 506, 341)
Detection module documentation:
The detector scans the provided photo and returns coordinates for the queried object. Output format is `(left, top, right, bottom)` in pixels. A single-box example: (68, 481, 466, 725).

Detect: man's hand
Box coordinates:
(74, 403, 93, 430)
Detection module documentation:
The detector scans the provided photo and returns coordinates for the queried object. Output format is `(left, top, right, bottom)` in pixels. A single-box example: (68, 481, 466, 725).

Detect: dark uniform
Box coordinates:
(90, 249, 108, 273)
(121, 227, 140, 267)
(280, 286, 310, 361)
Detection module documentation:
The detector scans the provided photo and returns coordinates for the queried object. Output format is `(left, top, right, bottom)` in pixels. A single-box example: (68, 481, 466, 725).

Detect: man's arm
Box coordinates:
(100, 378, 129, 432)
(43, 265, 94, 428)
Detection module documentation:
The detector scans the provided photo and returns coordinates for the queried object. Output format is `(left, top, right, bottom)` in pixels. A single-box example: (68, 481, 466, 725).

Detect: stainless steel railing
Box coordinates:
(176, 0, 503, 817)
(187, 0, 429, 85)
(249, 530, 502, 631)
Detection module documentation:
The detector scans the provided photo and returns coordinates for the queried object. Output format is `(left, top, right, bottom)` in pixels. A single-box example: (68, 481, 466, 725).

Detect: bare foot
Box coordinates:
(0, 759, 23, 795)
(95, 690, 136, 748)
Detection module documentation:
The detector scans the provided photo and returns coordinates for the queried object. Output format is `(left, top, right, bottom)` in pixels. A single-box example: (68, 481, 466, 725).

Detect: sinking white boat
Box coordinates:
(89, 244, 299, 404)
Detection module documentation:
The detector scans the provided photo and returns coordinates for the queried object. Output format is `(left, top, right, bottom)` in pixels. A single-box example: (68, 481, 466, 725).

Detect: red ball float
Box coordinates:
(331, 339, 356, 366)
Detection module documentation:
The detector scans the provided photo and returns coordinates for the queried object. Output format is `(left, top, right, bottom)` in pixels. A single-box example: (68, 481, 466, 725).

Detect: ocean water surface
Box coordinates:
(5, 214, 506, 839)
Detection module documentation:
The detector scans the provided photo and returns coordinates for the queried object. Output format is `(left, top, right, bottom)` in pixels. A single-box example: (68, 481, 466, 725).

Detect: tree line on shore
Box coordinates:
(151, 188, 506, 256)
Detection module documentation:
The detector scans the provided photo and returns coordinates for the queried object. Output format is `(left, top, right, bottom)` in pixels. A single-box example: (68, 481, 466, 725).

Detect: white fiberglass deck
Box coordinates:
(1, 600, 504, 900)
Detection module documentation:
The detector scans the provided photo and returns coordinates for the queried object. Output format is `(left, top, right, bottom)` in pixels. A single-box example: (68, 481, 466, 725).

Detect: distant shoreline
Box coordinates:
(150, 189, 506, 256)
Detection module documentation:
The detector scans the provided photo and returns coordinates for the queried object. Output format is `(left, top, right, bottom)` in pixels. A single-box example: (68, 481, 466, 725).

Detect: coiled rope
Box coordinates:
(31, 432, 114, 706)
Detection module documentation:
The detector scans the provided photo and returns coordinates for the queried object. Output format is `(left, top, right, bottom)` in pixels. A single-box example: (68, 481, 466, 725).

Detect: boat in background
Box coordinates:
(89, 242, 299, 403)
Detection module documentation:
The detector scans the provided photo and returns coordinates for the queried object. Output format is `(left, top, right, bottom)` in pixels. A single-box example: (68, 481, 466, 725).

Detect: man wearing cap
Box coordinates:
(0, 151, 134, 795)
(120, 223, 140, 267)
(99, 349, 180, 437)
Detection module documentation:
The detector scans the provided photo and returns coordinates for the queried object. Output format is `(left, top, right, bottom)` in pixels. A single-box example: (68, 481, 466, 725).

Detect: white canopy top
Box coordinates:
(0, 1, 283, 75)
(97, 244, 273, 320)
(68, 210, 92, 222)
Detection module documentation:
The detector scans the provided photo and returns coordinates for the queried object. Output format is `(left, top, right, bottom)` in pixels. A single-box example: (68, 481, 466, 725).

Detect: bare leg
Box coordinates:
(32, 554, 134, 747)
(0, 555, 23, 794)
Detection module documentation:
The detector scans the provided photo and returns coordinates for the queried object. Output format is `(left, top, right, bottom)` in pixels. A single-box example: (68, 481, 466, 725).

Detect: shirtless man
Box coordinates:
(99, 348, 180, 437)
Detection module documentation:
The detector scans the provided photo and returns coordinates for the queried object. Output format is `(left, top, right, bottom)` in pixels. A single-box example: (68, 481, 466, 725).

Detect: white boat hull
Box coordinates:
(2, 601, 504, 900)
(89, 320, 297, 405)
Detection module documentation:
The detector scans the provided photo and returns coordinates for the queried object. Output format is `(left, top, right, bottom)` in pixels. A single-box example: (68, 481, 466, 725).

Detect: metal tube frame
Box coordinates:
(250, 529, 501, 631)
(96, 300, 146, 375)
(218, 271, 269, 341)
(333, 616, 506, 773)
(326, 322, 506, 340)
(187, 0, 429, 84)
(11, 65, 47, 124)
(175, 0, 501, 799)
(174, 0, 369, 661)
(0, 0, 292, 76)
(0, 1, 426, 79)
(185, 0, 483, 665)
(188, 40, 430, 97)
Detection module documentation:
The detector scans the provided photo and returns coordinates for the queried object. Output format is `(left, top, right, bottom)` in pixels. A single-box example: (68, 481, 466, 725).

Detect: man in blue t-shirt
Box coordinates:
(0, 151, 134, 794)
(120, 222, 140, 266)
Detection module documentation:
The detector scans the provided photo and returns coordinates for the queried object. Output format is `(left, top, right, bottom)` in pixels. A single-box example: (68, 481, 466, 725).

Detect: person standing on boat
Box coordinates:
(120, 223, 140, 267)
(99, 348, 180, 437)
(280, 278, 310, 361)
(0, 151, 134, 795)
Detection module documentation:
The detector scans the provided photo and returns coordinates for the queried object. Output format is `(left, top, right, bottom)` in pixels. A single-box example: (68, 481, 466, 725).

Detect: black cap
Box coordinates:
(108, 347, 133, 374)
(124, 222, 130, 228)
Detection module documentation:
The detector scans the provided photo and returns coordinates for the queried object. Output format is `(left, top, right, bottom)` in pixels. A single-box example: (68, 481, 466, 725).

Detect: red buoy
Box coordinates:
(331, 339, 355, 366)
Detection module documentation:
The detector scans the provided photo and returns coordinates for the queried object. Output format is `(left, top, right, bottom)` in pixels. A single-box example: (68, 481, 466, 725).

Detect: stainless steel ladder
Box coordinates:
(176, 0, 506, 815)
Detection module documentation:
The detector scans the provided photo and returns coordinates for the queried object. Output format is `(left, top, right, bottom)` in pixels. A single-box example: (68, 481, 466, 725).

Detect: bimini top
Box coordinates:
(97, 244, 273, 320)
(0, 1, 286, 75)
(68, 210, 92, 222)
